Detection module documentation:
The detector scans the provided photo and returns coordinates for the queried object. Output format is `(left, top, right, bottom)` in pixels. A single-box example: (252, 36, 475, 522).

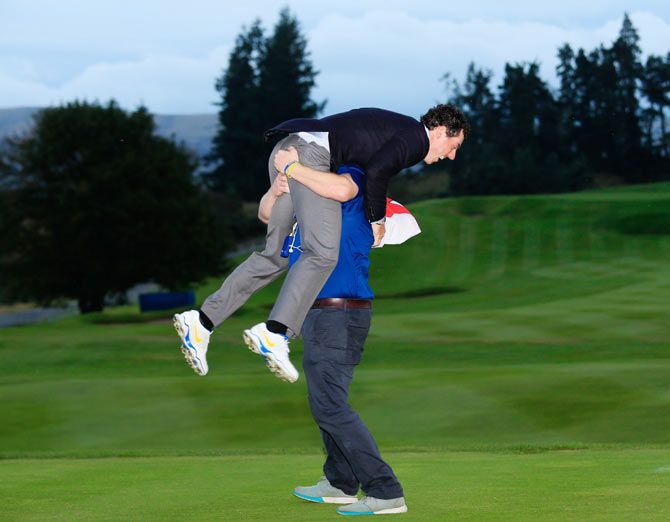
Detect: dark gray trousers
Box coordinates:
(201, 135, 340, 337)
(302, 307, 404, 499)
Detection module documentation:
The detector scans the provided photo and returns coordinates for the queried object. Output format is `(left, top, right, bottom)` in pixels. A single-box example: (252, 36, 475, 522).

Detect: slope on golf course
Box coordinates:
(2, 183, 670, 520)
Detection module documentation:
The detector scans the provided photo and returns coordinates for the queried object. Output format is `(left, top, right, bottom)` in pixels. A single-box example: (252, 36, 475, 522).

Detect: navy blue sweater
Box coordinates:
(266, 108, 429, 222)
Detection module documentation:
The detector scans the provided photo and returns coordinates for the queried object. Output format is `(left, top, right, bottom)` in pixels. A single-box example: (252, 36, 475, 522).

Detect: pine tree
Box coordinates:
(556, 44, 577, 156)
(439, 14, 669, 195)
(209, 9, 323, 201)
(446, 63, 502, 195)
(258, 8, 325, 127)
(554, 44, 591, 190)
(641, 53, 670, 157)
(208, 21, 265, 196)
(609, 13, 644, 179)
(496, 62, 561, 193)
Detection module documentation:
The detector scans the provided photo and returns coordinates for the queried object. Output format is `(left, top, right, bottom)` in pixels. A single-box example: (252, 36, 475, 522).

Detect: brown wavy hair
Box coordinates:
(420, 104, 470, 138)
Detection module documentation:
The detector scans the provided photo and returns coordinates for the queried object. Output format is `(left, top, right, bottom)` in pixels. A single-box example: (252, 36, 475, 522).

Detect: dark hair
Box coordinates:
(420, 104, 470, 139)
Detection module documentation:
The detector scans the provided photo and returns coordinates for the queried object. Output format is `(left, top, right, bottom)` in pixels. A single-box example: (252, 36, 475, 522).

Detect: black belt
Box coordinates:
(312, 298, 372, 310)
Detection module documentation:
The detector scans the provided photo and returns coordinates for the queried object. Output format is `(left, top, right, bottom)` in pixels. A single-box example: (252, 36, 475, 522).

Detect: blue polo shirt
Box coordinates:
(288, 164, 374, 299)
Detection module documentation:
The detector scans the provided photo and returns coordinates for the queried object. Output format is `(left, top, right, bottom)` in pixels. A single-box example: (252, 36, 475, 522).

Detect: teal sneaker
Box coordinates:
(293, 477, 358, 504)
(336, 496, 407, 516)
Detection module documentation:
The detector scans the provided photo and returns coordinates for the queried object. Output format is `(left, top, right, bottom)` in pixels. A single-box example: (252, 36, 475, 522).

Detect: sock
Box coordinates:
(198, 309, 214, 332)
(266, 320, 288, 336)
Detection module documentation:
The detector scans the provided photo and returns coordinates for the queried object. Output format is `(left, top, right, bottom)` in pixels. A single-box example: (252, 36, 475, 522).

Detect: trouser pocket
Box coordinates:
(303, 308, 371, 366)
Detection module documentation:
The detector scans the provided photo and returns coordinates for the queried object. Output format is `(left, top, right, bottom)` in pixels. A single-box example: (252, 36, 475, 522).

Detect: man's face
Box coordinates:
(424, 127, 464, 164)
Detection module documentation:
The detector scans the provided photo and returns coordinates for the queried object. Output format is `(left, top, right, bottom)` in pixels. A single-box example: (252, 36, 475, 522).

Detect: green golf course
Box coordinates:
(2, 183, 670, 520)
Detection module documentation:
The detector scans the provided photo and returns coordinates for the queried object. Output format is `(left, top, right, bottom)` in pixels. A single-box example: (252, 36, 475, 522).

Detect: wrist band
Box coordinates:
(284, 160, 299, 178)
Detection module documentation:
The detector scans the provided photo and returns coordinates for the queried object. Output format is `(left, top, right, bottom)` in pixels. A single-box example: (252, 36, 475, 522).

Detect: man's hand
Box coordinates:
(274, 146, 300, 173)
(271, 173, 290, 197)
(259, 174, 290, 224)
(371, 222, 386, 248)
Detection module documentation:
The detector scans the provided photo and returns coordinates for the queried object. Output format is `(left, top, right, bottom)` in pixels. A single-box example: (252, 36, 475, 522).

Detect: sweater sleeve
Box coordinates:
(363, 134, 411, 222)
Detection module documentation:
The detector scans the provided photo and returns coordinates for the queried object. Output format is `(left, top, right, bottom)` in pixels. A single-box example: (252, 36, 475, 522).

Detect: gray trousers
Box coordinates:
(302, 307, 404, 499)
(201, 135, 340, 336)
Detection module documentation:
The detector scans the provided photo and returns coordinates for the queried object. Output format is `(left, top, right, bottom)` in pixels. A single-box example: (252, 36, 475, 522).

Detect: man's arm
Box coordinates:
(274, 147, 385, 245)
(258, 173, 290, 224)
(363, 134, 411, 222)
(274, 147, 358, 203)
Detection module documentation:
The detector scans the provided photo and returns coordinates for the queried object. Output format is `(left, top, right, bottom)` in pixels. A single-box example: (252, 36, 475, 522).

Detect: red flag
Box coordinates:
(377, 197, 421, 247)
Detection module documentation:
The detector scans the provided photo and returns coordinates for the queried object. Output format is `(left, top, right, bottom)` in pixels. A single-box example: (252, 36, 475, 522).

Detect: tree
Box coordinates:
(450, 63, 498, 148)
(0, 101, 228, 313)
(498, 62, 557, 152)
(258, 8, 325, 129)
(446, 63, 504, 195)
(446, 60, 587, 196)
(641, 53, 670, 157)
(439, 13, 666, 197)
(554, 44, 592, 190)
(208, 21, 266, 197)
(496, 62, 561, 193)
(556, 43, 577, 155)
(209, 8, 324, 201)
(608, 13, 644, 179)
(562, 15, 646, 181)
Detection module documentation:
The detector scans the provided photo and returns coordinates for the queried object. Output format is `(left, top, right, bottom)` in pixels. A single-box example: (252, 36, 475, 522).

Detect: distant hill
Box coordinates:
(153, 113, 218, 158)
(0, 107, 218, 159)
(0, 107, 38, 138)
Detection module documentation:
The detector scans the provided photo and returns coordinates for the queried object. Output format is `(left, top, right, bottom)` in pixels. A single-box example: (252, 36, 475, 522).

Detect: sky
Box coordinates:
(1, 1, 670, 119)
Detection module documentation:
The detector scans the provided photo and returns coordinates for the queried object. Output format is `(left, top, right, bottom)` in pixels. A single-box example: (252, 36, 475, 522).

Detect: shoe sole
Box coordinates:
(242, 330, 298, 383)
(337, 505, 408, 516)
(292, 491, 358, 504)
(173, 315, 207, 376)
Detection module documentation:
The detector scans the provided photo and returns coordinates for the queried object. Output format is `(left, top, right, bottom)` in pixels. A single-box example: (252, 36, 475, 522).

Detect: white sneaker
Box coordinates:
(293, 477, 358, 504)
(337, 496, 408, 516)
(173, 310, 210, 376)
(243, 322, 299, 383)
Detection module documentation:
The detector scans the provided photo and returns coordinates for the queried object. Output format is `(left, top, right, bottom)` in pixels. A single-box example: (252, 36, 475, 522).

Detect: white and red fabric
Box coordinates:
(377, 198, 421, 247)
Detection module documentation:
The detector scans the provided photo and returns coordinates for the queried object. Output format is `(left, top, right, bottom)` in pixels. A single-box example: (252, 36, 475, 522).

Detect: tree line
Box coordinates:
(444, 14, 670, 196)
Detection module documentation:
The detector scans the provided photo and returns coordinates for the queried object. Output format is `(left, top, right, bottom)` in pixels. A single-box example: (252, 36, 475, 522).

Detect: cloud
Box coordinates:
(60, 48, 231, 113)
(308, 11, 670, 117)
(0, 46, 231, 113)
(0, 7, 669, 116)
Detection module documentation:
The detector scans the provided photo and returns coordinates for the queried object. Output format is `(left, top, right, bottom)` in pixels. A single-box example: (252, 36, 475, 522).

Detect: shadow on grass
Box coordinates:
(598, 212, 670, 236)
(376, 286, 465, 299)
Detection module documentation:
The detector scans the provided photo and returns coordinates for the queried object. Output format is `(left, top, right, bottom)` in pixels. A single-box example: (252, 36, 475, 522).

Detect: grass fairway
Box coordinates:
(3, 451, 670, 521)
(2, 183, 670, 520)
